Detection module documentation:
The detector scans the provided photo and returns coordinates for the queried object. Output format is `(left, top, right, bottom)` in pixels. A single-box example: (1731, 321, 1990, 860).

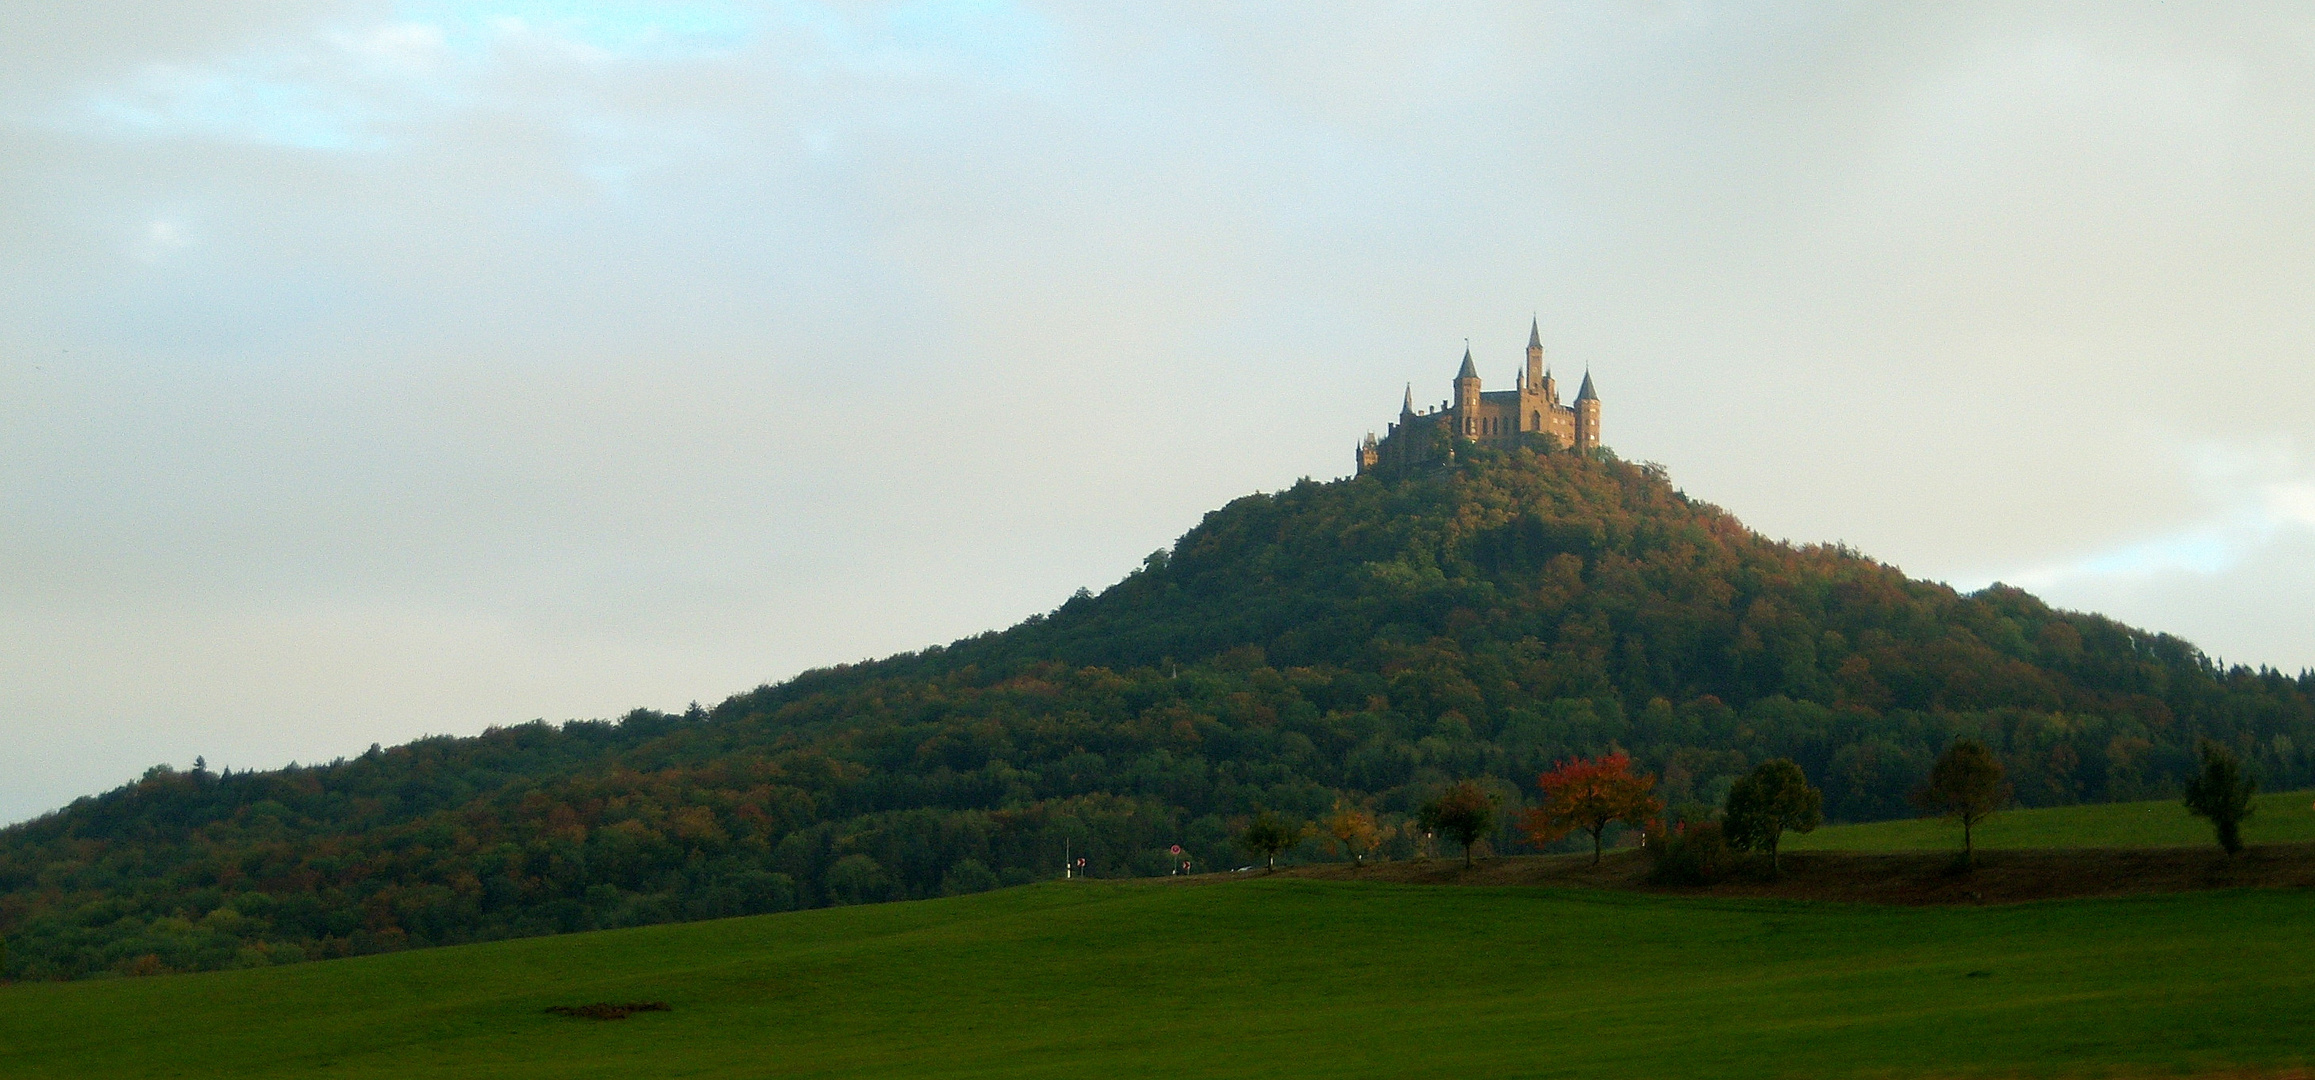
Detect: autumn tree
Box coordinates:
(1722, 759, 1822, 874)
(2183, 740, 2258, 855)
(1324, 802, 1382, 870)
(1912, 738, 2010, 867)
(1523, 752, 1663, 866)
(1418, 782, 1499, 869)
(1238, 811, 1307, 872)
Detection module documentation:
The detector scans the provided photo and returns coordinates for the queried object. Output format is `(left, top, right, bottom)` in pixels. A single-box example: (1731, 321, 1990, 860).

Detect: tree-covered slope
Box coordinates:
(5, 444, 2311, 978)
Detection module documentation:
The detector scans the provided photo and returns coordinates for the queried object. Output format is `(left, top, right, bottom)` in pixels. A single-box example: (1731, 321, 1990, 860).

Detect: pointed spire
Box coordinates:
(1529, 316, 1542, 350)
(1576, 370, 1597, 401)
(1402, 383, 1415, 414)
(1457, 344, 1478, 381)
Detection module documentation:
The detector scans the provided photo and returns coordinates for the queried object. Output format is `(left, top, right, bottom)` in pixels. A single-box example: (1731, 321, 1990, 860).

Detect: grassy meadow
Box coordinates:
(3, 875, 2312, 1079)
(1789, 788, 2315, 852)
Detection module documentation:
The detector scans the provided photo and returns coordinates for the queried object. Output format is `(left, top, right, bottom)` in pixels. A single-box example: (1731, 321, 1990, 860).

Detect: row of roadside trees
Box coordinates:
(1236, 738, 2265, 878)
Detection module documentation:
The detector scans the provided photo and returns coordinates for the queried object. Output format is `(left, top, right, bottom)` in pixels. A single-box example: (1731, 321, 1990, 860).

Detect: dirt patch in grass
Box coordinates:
(546, 1002, 670, 1020)
(1247, 841, 2315, 905)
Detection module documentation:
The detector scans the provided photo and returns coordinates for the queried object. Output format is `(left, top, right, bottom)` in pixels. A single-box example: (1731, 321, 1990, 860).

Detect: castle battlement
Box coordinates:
(1356, 318, 1600, 475)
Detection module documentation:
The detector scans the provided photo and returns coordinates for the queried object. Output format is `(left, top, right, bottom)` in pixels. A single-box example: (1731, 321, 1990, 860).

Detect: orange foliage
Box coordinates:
(1522, 752, 1662, 865)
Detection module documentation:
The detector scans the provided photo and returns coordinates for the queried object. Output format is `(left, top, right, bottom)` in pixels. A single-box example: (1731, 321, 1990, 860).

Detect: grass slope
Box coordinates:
(3, 878, 2310, 1079)
(1790, 789, 2315, 852)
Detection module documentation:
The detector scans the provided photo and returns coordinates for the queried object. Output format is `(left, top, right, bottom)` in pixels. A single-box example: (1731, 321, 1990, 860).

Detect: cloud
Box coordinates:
(131, 218, 191, 262)
(53, 20, 449, 150)
(408, 1, 755, 60)
(2006, 441, 2315, 583)
(37, 2, 775, 150)
(1974, 441, 2315, 668)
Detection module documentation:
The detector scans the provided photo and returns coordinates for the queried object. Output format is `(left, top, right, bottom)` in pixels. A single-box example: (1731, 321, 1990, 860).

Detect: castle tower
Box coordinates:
(1453, 346, 1481, 437)
(1573, 370, 1600, 453)
(1523, 316, 1559, 431)
(1525, 317, 1545, 394)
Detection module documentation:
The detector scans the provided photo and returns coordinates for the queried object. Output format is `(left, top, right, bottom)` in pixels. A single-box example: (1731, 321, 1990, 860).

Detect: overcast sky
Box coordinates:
(5, 2, 2314, 823)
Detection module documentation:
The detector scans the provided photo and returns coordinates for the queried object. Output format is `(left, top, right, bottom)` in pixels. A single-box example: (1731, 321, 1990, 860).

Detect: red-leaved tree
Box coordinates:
(1523, 752, 1664, 865)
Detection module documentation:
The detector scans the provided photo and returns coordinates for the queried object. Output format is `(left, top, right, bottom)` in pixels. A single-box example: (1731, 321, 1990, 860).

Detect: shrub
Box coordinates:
(939, 859, 1001, 896)
(1646, 820, 1733, 886)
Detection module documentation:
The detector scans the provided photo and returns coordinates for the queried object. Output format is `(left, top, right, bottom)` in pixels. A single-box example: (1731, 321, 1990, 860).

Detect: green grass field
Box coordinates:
(3, 876, 2311, 1079)
(1789, 788, 2315, 852)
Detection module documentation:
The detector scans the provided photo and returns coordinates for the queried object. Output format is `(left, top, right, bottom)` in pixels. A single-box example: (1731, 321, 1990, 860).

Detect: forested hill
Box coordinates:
(7, 444, 2314, 979)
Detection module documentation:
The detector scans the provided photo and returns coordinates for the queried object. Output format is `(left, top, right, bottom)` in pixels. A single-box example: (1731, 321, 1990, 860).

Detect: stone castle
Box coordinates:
(1356, 318, 1599, 476)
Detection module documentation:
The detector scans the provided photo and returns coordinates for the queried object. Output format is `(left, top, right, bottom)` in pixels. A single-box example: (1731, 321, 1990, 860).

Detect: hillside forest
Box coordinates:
(4, 441, 2311, 979)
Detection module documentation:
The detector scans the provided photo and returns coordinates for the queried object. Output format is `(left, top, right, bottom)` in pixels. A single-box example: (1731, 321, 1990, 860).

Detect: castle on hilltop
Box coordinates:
(1356, 318, 1599, 476)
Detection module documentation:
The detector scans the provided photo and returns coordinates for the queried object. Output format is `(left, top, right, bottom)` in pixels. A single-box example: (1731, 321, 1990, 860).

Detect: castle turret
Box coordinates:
(1453, 346, 1481, 436)
(1526, 316, 1545, 392)
(1573, 370, 1601, 453)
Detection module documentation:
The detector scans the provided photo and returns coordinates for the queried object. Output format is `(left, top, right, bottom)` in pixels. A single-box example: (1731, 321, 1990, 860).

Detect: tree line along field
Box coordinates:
(0, 877, 2309, 1079)
(1787, 788, 2315, 852)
